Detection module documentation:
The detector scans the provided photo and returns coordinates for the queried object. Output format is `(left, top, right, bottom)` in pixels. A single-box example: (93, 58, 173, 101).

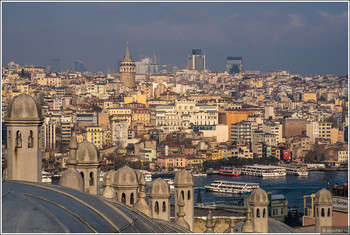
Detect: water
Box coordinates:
(189, 170, 348, 211)
(53, 170, 348, 212)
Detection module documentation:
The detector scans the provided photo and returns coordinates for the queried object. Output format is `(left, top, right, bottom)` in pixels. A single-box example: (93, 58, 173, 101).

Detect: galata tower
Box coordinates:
(120, 41, 136, 88)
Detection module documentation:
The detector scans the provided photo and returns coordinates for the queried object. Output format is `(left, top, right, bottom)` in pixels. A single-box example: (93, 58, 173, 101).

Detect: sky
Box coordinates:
(1, 1, 349, 75)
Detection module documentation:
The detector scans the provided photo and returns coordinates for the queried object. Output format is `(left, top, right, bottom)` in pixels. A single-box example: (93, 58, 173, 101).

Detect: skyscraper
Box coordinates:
(74, 60, 86, 74)
(226, 56, 243, 74)
(188, 48, 206, 71)
(51, 58, 60, 73)
(120, 41, 136, 88)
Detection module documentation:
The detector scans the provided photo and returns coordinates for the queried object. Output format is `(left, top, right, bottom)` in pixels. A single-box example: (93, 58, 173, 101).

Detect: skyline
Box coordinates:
(1, 1, 349, 75)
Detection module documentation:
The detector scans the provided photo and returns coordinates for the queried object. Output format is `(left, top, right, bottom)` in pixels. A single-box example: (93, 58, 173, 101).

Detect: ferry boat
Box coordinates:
(204, 180, 259, 194)
(164, 178, 175, 190)
(219, 167, 241, 177)
(284, 166, 308, 176)
(192, 172, 208, 177)
(241, 165, 286, 177)
(41, 170, 52, 183)
(137, 170, 153, 182)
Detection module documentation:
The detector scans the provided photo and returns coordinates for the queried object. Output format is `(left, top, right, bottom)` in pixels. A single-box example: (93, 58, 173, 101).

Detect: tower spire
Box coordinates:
(122, 40, 133, 62)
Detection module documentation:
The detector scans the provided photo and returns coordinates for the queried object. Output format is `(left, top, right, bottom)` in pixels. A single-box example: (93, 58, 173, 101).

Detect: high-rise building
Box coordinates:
(188, 48, 205, 71)
(120, 41, 136, 88)
(226, 56, 243, 74)
(51, 58, 60, 73)
(135, 56, 159, 75)
(74, 60, 86, 74)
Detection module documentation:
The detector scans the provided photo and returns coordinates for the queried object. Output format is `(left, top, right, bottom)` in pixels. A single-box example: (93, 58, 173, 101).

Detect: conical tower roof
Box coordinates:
(122, 41, 133, 62)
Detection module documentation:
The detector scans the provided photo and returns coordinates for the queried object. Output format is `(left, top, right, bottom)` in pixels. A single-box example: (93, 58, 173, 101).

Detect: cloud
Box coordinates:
(229, 13, 241, 20)
(319, 10, 348, 20)
(288, 14, 306, 28)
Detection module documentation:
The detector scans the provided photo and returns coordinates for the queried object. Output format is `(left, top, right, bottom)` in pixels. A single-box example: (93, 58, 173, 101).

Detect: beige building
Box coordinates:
(86, 126, 103, 149)
(319, 122, 332, 139)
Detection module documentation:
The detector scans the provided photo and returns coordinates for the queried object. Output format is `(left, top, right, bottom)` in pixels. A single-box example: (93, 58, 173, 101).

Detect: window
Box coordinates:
(155, 201, 159, 214)
(16, 131, 22, 148)
(257, 208, 260, 218)
(89, 172, 94, 186)
(122, 193, 126, 204)
(188, 190, 191, 200)
(162, 202, 166, 212)
(28, 131, 34, 148)
(130, 193, 134, 205)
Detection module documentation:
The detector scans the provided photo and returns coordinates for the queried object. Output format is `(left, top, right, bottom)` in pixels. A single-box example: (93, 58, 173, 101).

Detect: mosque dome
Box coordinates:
(148, 178, 171, 196)
(2, 180, 190, 233)
(315, 188, 333, 204)
(250, 188, 269, 205)
(76, 140, 100, 164)
(174, 170, 194, 187)
(6, 93, 44, 122)
(58, 168, 83, 191)
(113, 165, 138, 187)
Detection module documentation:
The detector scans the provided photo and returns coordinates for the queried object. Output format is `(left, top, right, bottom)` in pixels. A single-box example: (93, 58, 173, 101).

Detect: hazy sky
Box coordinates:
(2, 1, 348, 75)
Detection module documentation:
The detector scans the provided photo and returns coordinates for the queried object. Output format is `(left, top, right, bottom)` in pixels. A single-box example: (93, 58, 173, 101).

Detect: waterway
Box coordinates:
(187, 170, 348, 211)
(53, 170, 348, 212)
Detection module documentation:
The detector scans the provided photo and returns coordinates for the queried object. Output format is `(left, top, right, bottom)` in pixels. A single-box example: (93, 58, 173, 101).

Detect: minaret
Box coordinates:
(120, 41, 136, 88)
(5, 94, 44, 182)
(204, 210, 214, 233)
(133, 173, 151, 217)
(174, 170, 194, 231)
(314, 188, 333, 233)
(175, 195, 190, 230)
(102, 173, 114, 199)
(58, 133, 84, 191)
(241, 206, 254, 233)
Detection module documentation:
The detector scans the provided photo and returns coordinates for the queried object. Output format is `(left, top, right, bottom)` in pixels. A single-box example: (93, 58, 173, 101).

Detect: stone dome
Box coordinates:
(58, 168, 84, 191)
(315, 188, 333, 204)
(6, 93, 44, 122)
(76, 140, 100, 164)
(148, 178, 170, 196)
(250, 188, 269, 204)
(3, 180, 190, 233)
(174, 170, 194, 187)
(113, 165, 138, 187)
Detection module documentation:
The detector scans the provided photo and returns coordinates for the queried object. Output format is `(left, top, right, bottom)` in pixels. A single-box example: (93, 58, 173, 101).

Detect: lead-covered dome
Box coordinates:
(174, 170, 194, 187)
(6, 93, 44, 121)
(2, 180, 190, 233)
(148, 178, 170, 196)
(76, 140, 100, 164)
(315, 188, 333, 204)
(250, 188, 269, 205)
(113, 165, 138, 187)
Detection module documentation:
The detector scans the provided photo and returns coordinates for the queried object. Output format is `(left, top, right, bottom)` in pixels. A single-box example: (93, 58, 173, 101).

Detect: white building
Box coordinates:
(306, 121, 319, 144)
(111, 120, 128, 148)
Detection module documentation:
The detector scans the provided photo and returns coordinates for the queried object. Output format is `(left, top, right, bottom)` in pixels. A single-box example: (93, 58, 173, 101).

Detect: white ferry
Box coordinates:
(192, 172, 208, 177)
(285, 166, 308, 176)
(204, 180, 259, 194)
(241, 165, 286, 177)
(164, 178, 175, 190)
(137, 170, 153, 182)
(41, 170, 52, 183)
